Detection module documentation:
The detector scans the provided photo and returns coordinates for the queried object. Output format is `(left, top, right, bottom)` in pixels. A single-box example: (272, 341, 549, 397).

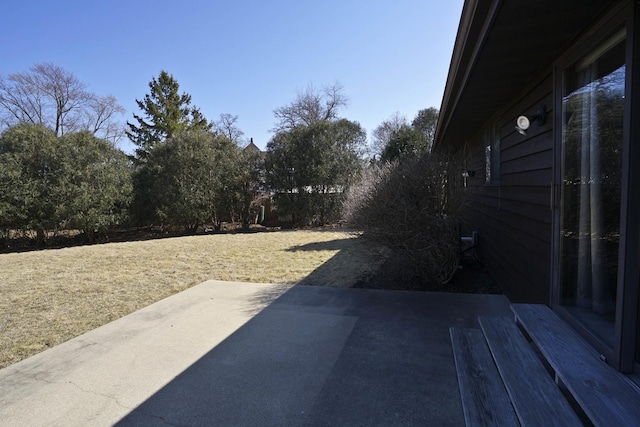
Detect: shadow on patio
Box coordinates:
(113, 243, 512, 426)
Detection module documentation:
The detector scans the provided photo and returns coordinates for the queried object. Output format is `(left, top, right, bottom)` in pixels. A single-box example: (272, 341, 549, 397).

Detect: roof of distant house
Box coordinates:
(243, 138, 263, 154)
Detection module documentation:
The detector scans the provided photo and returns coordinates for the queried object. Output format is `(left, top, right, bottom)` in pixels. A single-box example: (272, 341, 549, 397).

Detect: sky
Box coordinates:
(0, 0, 464, 154)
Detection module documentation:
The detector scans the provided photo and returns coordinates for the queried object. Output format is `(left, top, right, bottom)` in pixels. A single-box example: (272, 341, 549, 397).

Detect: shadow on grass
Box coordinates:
(0, 227, 197, 254)
(0, 226, 288, 255)
(291, 236, 387, 288)
(285, 235, 502, 294)
(286, 237, 355, 252)
(232, 233, 386, 318)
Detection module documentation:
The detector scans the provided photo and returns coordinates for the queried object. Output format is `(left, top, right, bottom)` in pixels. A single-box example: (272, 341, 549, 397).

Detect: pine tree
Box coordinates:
(126, 70, 211, 161)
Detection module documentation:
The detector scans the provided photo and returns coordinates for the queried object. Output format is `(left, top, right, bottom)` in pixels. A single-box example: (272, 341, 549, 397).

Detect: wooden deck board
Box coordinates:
(449, 328, 519, 427)
(479, 316, 582, 426)
(512, 304, 640, 427)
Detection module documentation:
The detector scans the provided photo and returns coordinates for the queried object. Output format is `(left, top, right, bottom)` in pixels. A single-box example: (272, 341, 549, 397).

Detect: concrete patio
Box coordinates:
(0, 280, 511, 426)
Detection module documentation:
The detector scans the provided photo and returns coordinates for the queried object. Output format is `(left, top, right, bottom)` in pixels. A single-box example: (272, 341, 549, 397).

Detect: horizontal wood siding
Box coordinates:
(460, 73, 554, 303)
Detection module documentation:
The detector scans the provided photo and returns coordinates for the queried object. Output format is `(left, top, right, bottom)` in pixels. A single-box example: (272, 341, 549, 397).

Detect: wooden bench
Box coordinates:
(451, 304, 640, 426)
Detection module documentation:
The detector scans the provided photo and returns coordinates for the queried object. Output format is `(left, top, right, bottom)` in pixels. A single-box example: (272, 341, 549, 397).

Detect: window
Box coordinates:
(557, 27, 626, 357)
(485, 145, 492, 183)
(484, 120, 500, 185)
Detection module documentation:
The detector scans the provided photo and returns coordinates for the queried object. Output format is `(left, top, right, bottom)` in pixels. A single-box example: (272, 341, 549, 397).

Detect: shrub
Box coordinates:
(344, 153, 465, 284)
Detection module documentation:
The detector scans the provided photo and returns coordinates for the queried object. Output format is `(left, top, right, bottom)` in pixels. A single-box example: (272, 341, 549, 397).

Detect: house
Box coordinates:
(434, 0, 640, 373)
(243, 137, 265, 158)
(241, 138, 273, 224)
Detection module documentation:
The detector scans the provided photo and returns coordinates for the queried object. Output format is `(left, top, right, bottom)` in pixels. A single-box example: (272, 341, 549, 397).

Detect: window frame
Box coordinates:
(484, 117, 501, 186)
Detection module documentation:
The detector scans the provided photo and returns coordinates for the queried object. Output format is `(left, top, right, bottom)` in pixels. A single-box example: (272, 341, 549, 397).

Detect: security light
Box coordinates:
(515, 105, 547, 136)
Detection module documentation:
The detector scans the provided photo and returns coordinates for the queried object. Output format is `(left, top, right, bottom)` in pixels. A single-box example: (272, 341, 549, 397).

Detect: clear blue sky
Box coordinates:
(0, 0, 464, 153)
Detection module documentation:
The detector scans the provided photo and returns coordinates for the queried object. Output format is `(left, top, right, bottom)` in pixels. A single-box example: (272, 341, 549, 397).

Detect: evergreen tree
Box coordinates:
(380, 125, 428, 162)
(126, 71, 211, 161)
(266, 119, 366, 226)
(0, 123, 64, 243)
(373, 107, 439, 161)
(0, 124, 132, 244)
(60, 131, 132, 243)
(147, 131, 235, 232)
(411, 107, 439, 151)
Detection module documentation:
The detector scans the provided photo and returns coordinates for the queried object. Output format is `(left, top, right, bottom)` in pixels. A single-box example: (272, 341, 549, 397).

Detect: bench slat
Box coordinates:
(449, 328, 519, 427)
(479, 316, 582, 426)
(512, 304, 640, 427)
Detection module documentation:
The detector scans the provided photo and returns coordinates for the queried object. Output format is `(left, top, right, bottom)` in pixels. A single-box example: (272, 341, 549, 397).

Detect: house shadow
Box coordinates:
(114, 236, 511, 426)
(290, 235, 388, 288)
(286, 237, 355, 252)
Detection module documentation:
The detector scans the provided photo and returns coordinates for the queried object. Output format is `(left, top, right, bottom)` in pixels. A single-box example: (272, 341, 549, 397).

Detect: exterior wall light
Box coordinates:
(462, 170, 475, 188)
(515, 105, 547, 135)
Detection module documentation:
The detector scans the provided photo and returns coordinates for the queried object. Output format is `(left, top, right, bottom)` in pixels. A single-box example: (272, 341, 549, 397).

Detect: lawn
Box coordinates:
(0, 230, 385, 369)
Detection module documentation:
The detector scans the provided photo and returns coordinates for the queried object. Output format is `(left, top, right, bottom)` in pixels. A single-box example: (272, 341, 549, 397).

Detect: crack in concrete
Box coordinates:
(67, 380, 131, 412)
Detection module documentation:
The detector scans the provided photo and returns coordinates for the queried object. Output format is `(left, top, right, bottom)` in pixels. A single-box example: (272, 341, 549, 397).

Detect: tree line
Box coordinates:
(0, 63, 438, 245)
(0, 124, 131, 244)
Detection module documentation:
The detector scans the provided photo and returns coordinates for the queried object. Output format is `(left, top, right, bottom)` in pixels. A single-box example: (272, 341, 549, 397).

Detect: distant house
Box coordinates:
(241, 138, 273, 223)
(435, 0, 640, 373)
(243, 138, 264, 157)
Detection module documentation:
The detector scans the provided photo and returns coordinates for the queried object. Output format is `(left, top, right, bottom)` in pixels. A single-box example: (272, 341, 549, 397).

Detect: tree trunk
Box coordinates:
(86, 228, 96, 244)
(36, 228, 46, 246)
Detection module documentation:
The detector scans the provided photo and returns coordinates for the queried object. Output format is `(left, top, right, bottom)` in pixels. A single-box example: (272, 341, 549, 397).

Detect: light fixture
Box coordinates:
(515, 116, 531, 134)
(515, 105, 547, 135)
(461, 170, 474, 188)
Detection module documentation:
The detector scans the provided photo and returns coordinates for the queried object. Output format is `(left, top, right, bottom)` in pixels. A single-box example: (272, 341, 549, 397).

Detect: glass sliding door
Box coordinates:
(559, 30, 626, 350)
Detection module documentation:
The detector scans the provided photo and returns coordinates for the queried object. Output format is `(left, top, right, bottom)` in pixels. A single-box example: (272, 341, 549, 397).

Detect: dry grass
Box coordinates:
(0, 230, 386, 369)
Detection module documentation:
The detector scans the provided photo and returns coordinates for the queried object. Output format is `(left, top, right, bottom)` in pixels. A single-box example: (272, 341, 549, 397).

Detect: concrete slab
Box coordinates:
(0, 280, 511, 426)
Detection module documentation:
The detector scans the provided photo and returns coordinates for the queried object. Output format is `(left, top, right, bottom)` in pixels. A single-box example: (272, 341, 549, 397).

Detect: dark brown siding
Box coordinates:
(460, 73, 554, 303)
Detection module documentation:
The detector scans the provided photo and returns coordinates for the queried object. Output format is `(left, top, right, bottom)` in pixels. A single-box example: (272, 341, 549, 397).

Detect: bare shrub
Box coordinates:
(344, 153, 465, 284)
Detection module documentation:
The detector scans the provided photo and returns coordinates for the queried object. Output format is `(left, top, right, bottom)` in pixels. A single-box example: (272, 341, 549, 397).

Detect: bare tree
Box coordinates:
(213, 113, 245, 145)
(83, 95, 126, 145)
(0, 73, 46, 128)
(371, 112, 408, 157)
(0, 63, 124, 141)
(272, 82, 348, 132)
(34, 63, 90, 135)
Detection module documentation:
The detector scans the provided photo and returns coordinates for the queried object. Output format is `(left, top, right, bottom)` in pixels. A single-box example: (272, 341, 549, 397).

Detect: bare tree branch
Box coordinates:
(371, 112, 408, 157)
(29, 63, 90, 135)
(0, 63, 125, 141)
(84, 95, 126, 145)
(272, 82, 348, 133)
(213, 113, 244, 145)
